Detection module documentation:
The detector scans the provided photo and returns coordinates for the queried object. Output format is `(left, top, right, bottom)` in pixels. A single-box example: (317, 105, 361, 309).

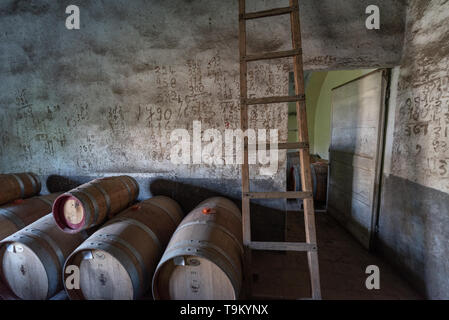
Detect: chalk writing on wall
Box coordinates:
(392, 55, 449, 193)
(1, 52, 289, 184)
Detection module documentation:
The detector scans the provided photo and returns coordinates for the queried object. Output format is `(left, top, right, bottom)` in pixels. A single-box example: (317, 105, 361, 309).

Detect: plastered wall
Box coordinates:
(0, 0, 406, 238)
(378, 0, 449, 299)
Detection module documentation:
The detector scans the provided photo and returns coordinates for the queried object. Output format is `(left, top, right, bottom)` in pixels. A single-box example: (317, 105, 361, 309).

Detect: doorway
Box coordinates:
(286, 69, 389, 250)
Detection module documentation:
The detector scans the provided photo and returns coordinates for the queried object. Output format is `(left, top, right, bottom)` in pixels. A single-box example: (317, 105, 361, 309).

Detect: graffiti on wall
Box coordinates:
(0, 52, 289, 182)
(392, 55, 449, 193)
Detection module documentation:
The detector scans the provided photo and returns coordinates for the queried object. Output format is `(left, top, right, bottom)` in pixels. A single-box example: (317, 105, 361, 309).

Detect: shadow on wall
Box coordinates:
(46, 175, 86, 192)
(149, 178, 240, 214)
(150, 179, 286, 242)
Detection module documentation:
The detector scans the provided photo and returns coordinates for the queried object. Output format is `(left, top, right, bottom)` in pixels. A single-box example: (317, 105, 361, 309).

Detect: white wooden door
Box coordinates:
(328, 69, 388, 250)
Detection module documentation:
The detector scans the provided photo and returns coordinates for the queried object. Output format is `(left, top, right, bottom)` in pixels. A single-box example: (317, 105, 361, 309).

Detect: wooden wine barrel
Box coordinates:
(0, 173, 41, 205)
(52, 176, 139, 233)
(287, 160, 329, 203)
(311, 162, 328, 203)
(63, 196, 183, 300)
(152, 197, 243, 300)
(0, 214, 88, 300)
(0, 193, 62, 241)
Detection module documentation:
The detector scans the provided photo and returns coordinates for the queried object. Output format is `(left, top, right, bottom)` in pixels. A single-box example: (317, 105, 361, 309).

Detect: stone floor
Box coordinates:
(0, 209, 422, 300)
(251, 210, 422, 300)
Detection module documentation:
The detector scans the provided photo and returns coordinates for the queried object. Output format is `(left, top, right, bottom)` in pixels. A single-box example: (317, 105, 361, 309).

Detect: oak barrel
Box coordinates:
(53, 176, 139, 233)
(0, 173, 41, 205)
(0, 193, 62, 241)
(0, 214, 88, 300)
(311, 162, 328, 203)
(152, 197, 243, 300)
(287, 154, 329, 204)
(64, 196, 183, 300)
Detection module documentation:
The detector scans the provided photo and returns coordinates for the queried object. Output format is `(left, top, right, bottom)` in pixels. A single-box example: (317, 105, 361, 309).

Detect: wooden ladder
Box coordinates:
(238, 0, 321, 300)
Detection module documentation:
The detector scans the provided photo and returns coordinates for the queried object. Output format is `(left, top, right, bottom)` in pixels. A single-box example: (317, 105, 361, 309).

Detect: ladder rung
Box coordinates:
(247, 142, 309, 150)
(243, 49, 302, 62)
(244, 191, 313, 199)
(249, 241, 317, 252)
(241, 6, 296, 20)
(243, 95, 305, 105)
(278, 142, 309, 150)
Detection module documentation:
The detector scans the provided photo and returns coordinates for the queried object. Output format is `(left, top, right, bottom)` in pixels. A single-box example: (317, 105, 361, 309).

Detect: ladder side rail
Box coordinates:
(289, 0, 322, 300)
(238, 0, 253, 299)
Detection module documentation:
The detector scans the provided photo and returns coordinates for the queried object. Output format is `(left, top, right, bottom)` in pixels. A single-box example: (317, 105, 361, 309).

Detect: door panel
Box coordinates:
(328, 70, 387, 250)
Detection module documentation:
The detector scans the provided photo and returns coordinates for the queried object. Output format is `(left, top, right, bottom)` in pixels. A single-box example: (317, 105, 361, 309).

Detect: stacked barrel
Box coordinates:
(0, 174, 143, 300)
(0, 173, 41, 206)
(287, 153, 329, 204)
(0, 215, 88, 299)
(0, 193, 62, 241)
(0, 173, 74, 299)
(0, 173, 243, 300)
(152, 197, 243, 300)
(64, 196, 183, 300)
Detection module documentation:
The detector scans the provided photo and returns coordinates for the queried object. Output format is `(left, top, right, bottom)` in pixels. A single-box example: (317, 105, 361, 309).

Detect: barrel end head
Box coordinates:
(0, 240, 49, 300)
(52, 194, 86, 234)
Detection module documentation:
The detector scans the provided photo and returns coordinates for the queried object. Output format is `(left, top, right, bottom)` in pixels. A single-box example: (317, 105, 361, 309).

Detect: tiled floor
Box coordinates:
(251, 210, 422, 299)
